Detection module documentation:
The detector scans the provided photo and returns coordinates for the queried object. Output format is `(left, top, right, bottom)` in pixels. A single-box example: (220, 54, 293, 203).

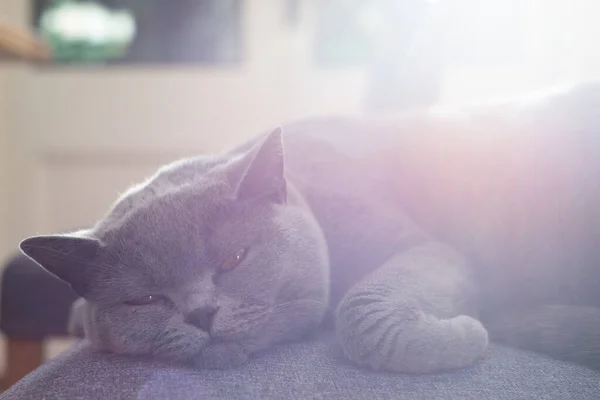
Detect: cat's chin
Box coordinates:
(192, 341, 249, 370)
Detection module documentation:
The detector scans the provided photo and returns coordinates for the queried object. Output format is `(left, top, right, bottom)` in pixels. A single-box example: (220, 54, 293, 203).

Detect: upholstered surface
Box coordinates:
(2, 332, 599, 400)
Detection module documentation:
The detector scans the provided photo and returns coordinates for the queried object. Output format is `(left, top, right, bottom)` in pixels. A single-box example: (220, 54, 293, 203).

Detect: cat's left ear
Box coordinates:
(231, 127, 287, 204)
(19, 233, 101, 297)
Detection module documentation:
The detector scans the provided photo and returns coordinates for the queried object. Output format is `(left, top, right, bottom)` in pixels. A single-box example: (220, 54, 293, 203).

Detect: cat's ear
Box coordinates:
(20, 233, 101, 297)
(230, 127, 287, 203)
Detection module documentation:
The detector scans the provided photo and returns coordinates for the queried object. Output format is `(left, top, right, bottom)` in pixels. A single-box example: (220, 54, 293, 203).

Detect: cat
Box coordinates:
(20, 81, 600, 373)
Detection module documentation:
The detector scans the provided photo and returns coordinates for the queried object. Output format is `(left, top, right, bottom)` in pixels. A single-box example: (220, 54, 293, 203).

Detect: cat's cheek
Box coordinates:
(153, 323, 211, 363)
(93, 306, 184, 357)
(211, 312, 267, 342)
(210, 299, 270, 341)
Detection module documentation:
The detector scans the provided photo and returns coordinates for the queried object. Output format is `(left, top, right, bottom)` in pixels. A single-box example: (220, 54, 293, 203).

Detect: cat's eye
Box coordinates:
(124, 294, 165, 306)
(219, 248, 248, 272)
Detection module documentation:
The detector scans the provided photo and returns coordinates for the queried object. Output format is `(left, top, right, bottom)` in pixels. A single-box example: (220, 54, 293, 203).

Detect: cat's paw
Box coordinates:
(193, 342, 249, 370)
(449, 315, 489, 366)
(150, 324, 212, 363)
(388, 314, 488, 373)
(336, 298, 489, 374)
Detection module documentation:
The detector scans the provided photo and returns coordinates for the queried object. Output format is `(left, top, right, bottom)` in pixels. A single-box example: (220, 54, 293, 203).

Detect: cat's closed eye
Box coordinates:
(219, 248, 248, 272)
(124, 294, 167, 306)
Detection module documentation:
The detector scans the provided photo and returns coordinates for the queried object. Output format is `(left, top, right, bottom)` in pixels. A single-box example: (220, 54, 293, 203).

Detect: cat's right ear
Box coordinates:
(227, 128, 287, 204)
(20, 234, 101, 297)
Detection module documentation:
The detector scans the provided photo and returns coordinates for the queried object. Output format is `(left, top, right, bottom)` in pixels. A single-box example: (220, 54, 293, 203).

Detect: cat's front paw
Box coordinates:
(193, 342, 249, 370)
(450, 315, 489, 366)
(336, 293, 489, 374)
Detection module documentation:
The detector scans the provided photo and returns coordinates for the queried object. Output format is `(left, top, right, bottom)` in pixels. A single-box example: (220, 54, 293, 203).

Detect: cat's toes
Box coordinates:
(152, 325, 211, 363)
(336, 302, 489, 374)
(450, 315, 489, 365)
(193, 342, 249, 370)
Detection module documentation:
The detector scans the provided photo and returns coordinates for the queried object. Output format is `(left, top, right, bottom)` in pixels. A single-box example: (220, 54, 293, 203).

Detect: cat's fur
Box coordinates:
(21, 82, 600, 373)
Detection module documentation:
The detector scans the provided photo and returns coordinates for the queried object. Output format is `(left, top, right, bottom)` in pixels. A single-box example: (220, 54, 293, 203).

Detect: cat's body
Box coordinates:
(22, 82, 600, 373)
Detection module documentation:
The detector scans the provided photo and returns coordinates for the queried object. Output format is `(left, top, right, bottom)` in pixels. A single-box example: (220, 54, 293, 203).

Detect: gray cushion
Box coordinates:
(2, 332, 600, 400)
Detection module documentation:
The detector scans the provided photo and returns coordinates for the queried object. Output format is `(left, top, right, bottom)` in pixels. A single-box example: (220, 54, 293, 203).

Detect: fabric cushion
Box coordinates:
(2, 332, 600, 400)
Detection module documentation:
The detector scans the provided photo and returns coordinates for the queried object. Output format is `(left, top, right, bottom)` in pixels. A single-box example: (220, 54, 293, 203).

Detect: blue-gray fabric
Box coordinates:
(2, 332, 600, 400)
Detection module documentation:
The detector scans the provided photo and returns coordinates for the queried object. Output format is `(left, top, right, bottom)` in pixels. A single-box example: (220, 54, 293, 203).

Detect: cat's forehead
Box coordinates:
(93, 180, 236, 284)
(107, 156, 225, 220)
(104, 178, 231, 238)
(94, 155, 236, 259)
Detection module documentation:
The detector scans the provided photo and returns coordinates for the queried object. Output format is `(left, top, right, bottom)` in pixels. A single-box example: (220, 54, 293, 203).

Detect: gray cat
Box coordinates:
(20, 82, 600, 373)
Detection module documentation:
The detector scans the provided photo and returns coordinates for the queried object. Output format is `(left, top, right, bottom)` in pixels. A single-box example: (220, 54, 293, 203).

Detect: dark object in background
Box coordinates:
(32, 0, 242, 64)
(0, 253, 78, 387)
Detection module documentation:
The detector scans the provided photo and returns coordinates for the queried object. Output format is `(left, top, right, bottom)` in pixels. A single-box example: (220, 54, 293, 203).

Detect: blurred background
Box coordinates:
(0, 0, 600, 388)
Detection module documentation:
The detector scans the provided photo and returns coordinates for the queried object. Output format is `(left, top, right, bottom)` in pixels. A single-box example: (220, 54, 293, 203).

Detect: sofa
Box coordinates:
(1, 253, 600, 399)
(2, 332, 600, 399)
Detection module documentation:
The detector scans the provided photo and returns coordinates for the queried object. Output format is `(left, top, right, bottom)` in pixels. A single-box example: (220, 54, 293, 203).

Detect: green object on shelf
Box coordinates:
(39, 1, 136, 63)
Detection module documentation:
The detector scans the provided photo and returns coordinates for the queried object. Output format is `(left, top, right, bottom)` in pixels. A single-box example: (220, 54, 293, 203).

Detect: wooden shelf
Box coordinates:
(0, 20, 50, 63)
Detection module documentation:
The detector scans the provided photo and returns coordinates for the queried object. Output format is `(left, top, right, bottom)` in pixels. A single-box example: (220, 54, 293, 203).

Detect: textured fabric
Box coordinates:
(2, 332, 599, 400)
(0, 253, 78, 339)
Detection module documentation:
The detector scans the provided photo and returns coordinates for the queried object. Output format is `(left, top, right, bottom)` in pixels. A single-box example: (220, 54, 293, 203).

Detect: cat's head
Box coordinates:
(20, 129, 329, 366)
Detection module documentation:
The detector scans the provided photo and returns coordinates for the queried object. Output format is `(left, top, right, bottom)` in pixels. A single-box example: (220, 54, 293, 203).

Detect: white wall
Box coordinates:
(2, 0, 600, 263)
(0, 69, 9, 262)
(1, 0, 368, 259)
(0, 1, 23, 263)
(12, 1, 365, 155)
(441, 0, 600, 104)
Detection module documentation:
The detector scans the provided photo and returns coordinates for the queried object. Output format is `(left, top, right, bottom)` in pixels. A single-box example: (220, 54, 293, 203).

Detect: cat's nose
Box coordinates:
(185, 306, 218, 332)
